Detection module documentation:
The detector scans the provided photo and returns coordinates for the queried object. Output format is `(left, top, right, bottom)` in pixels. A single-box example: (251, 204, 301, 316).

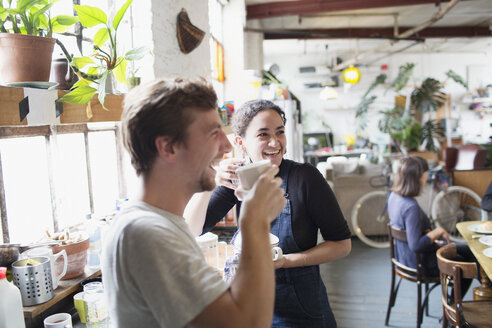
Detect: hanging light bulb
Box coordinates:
(342, 65, 361, 84)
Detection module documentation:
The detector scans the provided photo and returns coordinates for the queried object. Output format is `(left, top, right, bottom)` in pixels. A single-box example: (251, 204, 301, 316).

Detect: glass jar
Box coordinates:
(83, 282, 109, 327)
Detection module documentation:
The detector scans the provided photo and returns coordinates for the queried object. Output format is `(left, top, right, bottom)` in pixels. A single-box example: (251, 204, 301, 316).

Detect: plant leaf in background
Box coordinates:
(421, 119, 445, 152)
(112, 0, 132, 30)
(58, 85, 97, 104)
(411, 78, 446, 112)
(363, 74, 386, 99)
(50, 15, 78, 33)
(73, 4, 107, 27)
(445, 69, 468, 90)
(355, 95, 376, 118)
(93, 27, 110, 47)
(388, 63, 415, 93)
(113, 57, 127, 84)
(124, 46, 151, 61)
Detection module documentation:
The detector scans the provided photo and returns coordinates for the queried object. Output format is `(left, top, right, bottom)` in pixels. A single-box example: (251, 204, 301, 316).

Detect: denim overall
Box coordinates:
(270, 160, 336, 328)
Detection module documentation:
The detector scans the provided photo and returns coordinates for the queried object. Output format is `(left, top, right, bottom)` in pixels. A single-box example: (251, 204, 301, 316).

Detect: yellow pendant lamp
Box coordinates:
(342, 65, 361, 84)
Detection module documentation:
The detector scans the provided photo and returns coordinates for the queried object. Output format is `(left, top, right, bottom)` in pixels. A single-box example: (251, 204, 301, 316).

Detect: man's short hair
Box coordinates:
(232, 99, 286, 137)
(121, 77, 217, 176)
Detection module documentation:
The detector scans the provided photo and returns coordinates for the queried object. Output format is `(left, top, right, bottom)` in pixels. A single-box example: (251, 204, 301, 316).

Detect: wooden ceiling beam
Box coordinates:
(258, 26, 491, 39)
(247, 0, 471, 19)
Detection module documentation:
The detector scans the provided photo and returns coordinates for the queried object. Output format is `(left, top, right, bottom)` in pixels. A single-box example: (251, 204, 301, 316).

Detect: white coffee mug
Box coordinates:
(236, 159, 271, 190)
(43, 313, 72, 328)
(23, 247, 67, 289)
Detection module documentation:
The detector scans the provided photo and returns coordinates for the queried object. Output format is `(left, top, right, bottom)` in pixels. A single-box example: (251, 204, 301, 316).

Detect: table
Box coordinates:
(456, 221, 492, 300)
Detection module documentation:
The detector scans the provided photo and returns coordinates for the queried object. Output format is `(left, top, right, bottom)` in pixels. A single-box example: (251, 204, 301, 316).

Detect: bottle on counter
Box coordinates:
(0, 267, 25, 328)
(84, 281, 109, 327)
(86, 214, 102, 269)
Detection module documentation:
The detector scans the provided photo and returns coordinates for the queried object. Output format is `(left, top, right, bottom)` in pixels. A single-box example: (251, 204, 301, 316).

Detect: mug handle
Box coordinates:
(52, 249, 68, 284)
(272, 246, 283, 261)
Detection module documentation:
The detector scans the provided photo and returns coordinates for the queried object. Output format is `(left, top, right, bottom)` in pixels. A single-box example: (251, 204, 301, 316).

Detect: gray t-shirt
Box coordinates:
(102, 201, 228, 327)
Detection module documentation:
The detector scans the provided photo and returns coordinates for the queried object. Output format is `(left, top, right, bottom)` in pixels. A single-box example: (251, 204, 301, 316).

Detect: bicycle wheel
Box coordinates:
(351, 190, 390, 248)
(431, 186, 485, 242)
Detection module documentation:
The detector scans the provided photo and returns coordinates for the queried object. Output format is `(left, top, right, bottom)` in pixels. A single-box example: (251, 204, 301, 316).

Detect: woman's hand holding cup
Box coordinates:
(214, 157, 245, 190)
(240, 165, 285, 226)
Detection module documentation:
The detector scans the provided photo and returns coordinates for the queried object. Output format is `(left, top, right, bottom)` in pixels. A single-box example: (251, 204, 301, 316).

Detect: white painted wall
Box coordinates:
(264, 46, 492, 146)
(151, 0, 211, 79)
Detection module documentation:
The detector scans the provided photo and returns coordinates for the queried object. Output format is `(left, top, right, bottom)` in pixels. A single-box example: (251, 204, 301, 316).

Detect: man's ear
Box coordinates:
(155, 136, 177, 163)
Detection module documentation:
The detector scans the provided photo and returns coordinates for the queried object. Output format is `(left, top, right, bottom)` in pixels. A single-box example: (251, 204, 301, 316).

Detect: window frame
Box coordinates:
(0, 123, 127, 243)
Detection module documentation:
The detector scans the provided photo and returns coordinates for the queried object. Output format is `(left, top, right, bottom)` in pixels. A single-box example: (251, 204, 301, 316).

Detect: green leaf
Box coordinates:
(93, 27, 109, 47)
(51, 15, 78, 33)
(445, 69, 468, 90)
(71, 78, 91, 89)
(87, 66, 99, 75)
(124, 46, 150, 61)
(58, 86, 97, 105)
(389, 63, 415, 92)
(112, 0, 133, 30)
(74, 5, 107, 28)
(363, 74, 386, 98)
(73, 56, 95, 69)
(113, 57, 127, 84)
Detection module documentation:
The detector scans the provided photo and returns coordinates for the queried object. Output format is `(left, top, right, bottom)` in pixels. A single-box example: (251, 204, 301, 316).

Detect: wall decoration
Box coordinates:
(177, 8, 206, 54)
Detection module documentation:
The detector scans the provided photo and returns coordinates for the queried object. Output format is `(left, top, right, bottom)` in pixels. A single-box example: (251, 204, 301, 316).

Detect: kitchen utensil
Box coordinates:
(0, 241, 60, 267)
(23, 247, 68, 289)
(12, 256, 54, 306)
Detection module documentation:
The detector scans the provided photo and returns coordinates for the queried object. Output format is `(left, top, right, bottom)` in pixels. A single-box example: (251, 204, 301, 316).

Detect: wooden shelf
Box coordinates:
(0, 85, 123, 126)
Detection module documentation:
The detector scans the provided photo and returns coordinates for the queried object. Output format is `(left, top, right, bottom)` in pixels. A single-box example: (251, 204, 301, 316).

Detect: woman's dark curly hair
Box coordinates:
(231, 99, 286, 137)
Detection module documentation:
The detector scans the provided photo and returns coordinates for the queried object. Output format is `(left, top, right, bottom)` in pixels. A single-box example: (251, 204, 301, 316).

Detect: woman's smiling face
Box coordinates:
(238, 109, 286, 166)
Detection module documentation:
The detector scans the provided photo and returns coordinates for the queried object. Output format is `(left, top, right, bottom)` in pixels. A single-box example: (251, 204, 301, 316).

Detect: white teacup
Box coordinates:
(43, 313, 72, 328)
(23, 247, 67, 289)
(232, 232, 283, 261)
(236, 159, 271, 190)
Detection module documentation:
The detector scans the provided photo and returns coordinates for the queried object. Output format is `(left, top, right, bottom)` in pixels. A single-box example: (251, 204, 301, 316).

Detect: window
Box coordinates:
(0, 123, 138, 244)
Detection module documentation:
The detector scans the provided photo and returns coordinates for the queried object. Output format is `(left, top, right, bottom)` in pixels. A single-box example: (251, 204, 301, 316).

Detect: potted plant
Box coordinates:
(357, 64, 465, 154)
(57, 0, 150, 113)
(0, 0, 78, 83)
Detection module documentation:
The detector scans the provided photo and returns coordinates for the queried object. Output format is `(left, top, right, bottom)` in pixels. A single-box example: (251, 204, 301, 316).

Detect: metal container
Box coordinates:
(11, 256, 54, 306)
(0, 241, 60, 267)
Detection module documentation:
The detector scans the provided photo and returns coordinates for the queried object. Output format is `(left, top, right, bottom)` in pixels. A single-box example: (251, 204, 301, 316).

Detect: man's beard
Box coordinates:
(199, 174, 216, 192)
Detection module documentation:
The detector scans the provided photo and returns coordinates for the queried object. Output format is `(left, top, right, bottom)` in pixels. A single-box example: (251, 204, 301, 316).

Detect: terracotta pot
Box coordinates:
(0, 33, 56, 84)
(51, 237, 90, 280)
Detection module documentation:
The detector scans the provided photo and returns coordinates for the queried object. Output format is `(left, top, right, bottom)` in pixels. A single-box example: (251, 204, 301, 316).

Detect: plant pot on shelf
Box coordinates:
(0, 33, 56, 84)
(51, 237, 90, 280)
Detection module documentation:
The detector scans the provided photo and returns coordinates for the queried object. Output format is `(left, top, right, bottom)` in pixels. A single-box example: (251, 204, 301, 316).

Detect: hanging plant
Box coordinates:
(410, 78, 446, 113)
(445, 69, 468, 90)
(388, 63, 415, 93)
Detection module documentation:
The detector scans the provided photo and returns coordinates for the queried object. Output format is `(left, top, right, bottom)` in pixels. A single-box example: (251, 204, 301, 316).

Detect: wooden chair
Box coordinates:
(436, 243, 492, 328)
(385, 225, 440, 328)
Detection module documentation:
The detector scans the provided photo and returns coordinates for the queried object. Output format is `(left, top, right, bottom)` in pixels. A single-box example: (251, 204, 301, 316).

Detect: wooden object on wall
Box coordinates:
(0, 86, 123, 126)
(453, 169, 492, 197)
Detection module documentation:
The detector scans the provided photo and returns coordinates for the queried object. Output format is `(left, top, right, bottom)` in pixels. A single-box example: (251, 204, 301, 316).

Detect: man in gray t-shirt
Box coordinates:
(102, 78, 285, 327)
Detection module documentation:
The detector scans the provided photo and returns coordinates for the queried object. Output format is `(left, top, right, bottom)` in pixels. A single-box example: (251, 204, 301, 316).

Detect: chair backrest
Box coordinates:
(388, 225, 421, 281)
(436, 243, 479, 327)
(444, 144, 487, 171)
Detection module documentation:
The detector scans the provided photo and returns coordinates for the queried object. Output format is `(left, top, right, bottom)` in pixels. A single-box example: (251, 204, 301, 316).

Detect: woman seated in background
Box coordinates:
(388, 156, 476, 295)
(186, 99, 351, 327)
